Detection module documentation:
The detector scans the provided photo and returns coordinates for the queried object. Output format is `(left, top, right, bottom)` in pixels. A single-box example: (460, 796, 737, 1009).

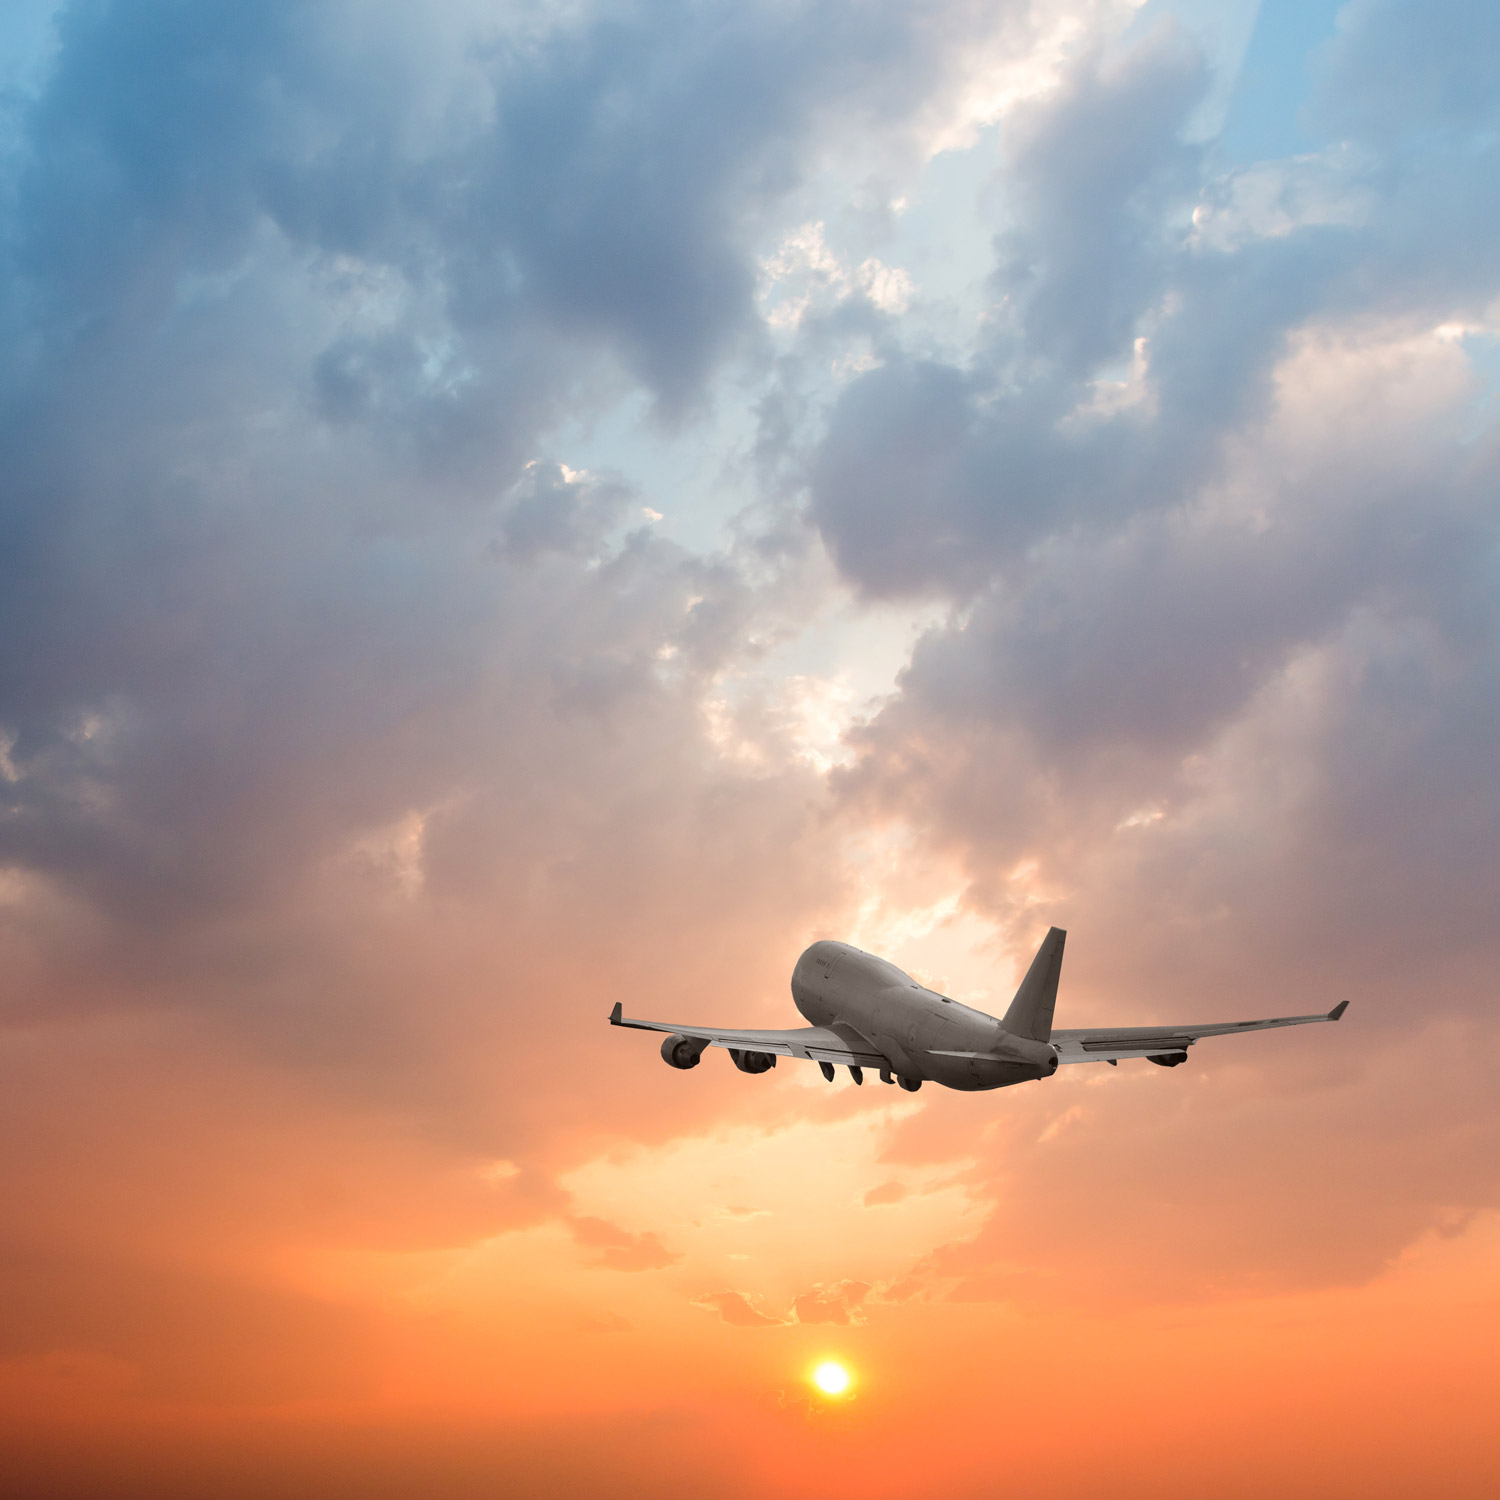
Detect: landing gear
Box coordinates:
(897, 1076, 921, 1092)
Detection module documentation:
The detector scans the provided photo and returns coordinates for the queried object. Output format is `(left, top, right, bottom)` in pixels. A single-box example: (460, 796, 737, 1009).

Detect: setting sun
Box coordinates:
(812, 1360, 852, 1397)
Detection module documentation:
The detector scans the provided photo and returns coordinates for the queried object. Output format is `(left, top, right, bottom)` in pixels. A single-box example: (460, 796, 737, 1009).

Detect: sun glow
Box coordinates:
(812, 1360, 852, 1397)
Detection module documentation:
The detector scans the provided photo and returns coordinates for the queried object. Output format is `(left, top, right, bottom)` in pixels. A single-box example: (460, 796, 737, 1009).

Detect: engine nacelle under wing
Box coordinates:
(727, 1047, 777, 1075)
(661, 1033, 711, 1070)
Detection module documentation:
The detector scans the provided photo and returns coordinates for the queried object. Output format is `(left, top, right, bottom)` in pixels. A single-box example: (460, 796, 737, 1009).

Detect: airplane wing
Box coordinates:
(608, 1003, 887, 1067)
(1051, 1001, 1349, 1065)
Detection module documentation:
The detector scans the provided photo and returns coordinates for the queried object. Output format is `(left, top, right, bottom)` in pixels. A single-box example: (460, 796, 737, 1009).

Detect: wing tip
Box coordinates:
(609, 1001, 622, 1026)
(1327, 1000, 1349, 1021)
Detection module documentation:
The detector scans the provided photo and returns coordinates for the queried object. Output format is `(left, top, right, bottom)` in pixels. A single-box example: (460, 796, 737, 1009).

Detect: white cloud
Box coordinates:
(758, 220, 916, 331)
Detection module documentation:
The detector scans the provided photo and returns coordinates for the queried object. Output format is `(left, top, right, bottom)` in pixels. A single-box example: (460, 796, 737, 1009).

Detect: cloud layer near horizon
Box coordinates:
(1, 1, 1498, 1495)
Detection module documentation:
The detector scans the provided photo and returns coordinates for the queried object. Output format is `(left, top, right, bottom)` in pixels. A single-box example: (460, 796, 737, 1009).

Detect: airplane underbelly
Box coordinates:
(967, 1058, 1047, 1091)
(911, 1010, 1048, 1091)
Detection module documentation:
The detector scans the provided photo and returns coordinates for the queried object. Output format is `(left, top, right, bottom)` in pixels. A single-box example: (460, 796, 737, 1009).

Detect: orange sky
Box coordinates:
(2, 867, 1497, 1497)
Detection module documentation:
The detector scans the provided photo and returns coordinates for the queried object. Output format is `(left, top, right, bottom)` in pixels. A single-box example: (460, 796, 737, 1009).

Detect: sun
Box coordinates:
(811, 1360, 852, 1397)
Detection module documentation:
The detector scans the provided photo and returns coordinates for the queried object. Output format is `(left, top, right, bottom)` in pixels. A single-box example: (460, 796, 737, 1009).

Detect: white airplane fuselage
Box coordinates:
(790, 940, 1058, 1091)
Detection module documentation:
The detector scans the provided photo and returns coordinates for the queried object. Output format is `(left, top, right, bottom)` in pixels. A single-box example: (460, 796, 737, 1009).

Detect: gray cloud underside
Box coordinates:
(1, 0, 1004, 925)
(812, 5, 1500, 978)
(804, 2, 1500, 1298)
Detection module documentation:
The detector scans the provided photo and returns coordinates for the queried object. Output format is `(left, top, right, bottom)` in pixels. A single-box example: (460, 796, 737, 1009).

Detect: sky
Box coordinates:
(1, 1, 1497, 1495)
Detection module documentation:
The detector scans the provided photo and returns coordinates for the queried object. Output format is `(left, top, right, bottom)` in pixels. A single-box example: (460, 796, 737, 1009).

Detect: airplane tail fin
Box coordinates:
(1001, 927, 1066, 1042)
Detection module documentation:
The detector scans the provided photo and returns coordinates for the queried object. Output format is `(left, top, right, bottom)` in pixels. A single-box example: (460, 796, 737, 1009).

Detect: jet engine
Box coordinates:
(661, 1034, 709, 1070)
(727, 1047, 777, 1075)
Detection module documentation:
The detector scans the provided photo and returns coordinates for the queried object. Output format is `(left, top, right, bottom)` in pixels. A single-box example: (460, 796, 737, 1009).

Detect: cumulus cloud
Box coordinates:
(797, 0, 1500, 1300)
(818, 2, 1500, 967)
(0, 0, 1048, 942)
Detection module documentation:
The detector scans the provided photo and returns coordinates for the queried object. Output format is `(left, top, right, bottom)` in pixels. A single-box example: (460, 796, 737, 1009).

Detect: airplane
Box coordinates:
(609, 928, 1348, 1092)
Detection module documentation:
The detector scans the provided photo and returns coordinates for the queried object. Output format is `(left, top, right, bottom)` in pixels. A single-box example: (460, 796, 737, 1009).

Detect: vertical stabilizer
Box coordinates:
(1001, 927, 1066, 1042)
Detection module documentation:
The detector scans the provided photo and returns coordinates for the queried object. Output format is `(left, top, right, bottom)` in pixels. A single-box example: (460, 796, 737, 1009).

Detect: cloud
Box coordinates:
(695, 1280, 873, 1326)
(1, 1, 1498, 1492)
(2, 5, 1076, 1439)
(567, 1216, 680, 1272)
(790, 1279, 871, 1325)
(809, 6, 1500, 977)
(694, 1290, 786, 1328)
(0, 0, 1046, 939)
(788, 0, 1500, 1309)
